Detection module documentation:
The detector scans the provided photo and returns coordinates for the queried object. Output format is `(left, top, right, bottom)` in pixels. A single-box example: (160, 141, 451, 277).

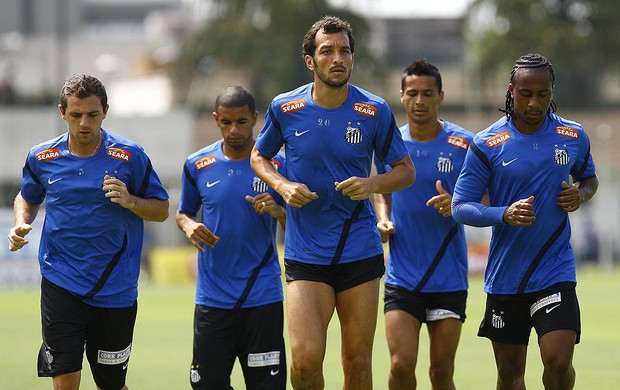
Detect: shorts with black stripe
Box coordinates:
(384, 283, 467, 323)
(38, 277, 137, 390)
(478, 281, 580, 345)
(190, 301, 286, 389)
(284, 254, 385, 292)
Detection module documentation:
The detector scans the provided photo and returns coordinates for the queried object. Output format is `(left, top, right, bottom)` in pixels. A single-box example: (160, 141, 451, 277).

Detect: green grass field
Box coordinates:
(1, 265, 619, 389)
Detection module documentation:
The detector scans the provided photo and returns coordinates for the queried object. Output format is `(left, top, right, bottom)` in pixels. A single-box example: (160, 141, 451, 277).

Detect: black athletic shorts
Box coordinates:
(38, 277, 137, 390)
(284, 254, 385, 292)
(478, 282, 581, 345)
(190, 301, 286, 390)
(384, 283, 467, 323)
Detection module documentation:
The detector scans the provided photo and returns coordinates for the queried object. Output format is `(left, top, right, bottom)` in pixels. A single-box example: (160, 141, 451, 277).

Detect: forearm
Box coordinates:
(576, 175, 599, 204)
(250, 148, 287, 195)
(126, 197, 169, 222)
(452, 201, 507, 227)
(373, 193, 392, 222)
(14, 192, 39, 225)
(372, 155, 415, 194)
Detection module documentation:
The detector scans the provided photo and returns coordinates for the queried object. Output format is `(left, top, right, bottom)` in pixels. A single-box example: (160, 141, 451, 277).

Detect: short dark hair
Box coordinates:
(214, 86, 256, 113)
(401, 58, 442, 92)
(302, 15, 355, 59)
(502, 53, 557, 119)
(59, 74, 107, 111)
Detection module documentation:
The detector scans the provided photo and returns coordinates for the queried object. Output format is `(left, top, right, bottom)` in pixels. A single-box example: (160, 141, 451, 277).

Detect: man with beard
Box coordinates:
(250, 15, 414, 390)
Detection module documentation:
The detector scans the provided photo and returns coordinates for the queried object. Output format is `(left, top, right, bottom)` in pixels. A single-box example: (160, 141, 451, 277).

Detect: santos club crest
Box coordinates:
(344, 122, 363, 144)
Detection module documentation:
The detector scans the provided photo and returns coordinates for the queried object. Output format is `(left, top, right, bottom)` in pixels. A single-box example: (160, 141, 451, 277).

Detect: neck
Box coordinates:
(68, 130, 102, 157)
(409, 119, 442, 142)
(312, 83, 348, 109)
(222, 139, 254, 161)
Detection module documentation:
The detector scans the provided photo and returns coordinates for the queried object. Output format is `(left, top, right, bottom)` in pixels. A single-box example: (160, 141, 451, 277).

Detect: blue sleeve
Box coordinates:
(452, 201, 506, 227)
(178, 160, 201, 216)
(452, 139, 506, 227)
(21, 154, 46, 205)
(570, 130, 596, 181)
(374, 110, 407, 165)
(255, 105, 285, 159)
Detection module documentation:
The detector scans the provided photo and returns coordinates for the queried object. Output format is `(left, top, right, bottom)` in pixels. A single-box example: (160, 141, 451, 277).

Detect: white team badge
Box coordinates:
(554, 145, 570, 166)
(252, 177, 269, 193)
(344, 122, 363, 144)
(436, 155, 453, 173)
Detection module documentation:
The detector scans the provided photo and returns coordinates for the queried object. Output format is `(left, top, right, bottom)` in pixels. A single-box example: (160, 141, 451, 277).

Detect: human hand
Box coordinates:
(277, 181, 318, 208)
(8, 224, 32, 251)
(376, 220, 395, 243)
(557, 181, 581, 212)
(102, 175, 131, 208)
(183, 220, 219, 251)
(426, 180, 452, 217)
(503, 196, 536, 227)
(335, 176, 375, 200)
(246, 193, 285, 219)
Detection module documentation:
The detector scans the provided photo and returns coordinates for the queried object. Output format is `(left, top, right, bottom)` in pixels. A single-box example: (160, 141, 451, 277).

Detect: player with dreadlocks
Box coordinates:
(451, 53, 599, 389)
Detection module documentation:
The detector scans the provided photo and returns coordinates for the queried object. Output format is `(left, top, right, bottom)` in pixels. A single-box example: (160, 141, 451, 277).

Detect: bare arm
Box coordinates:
(335, 154, 415, 200)
(103, 175, 169, 222)
(373, 193, 394, 243)
(8, 192, 40, 251)
(175, 211, 219, 251)
(250, 145, 318, 208)
(557, 175, 599, 212)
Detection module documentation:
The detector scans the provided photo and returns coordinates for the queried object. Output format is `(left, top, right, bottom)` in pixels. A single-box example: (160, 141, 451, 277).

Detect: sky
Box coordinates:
(329, 0, 473, 19)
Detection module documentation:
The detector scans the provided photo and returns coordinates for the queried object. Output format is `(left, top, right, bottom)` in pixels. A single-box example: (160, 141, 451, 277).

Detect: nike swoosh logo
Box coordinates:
(206, 180, 220, 188)
(546, 304, 561, 314)
(122, 363, 128, 370)
(47, 178, 63, 184)
(270, 369, 279, 376)
(295, 130, 310, 137)
(501, 158, 518, 167)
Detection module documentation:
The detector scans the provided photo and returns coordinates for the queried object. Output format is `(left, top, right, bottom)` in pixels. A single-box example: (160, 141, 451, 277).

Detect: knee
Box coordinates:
(390, 352, 416, 380)
(290, 348, 324, 385)
(342, 352, 372, 378)
(429, 359, 454, 384)
(497, 360, 526, 382)
(543, 352, 574, 375)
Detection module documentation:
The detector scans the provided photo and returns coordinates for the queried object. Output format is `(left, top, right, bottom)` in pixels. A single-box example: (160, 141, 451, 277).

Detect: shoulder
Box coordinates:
(28, 133, 65, 160)
(442, 120, 475, 140)
(472, 117, 511, 147)
(185, 140, 221, 166)
(548, 113, 588, 140)
(270, 84, 311, 113)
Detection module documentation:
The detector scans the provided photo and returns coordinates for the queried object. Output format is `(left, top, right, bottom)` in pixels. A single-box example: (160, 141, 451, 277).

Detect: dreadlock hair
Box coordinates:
(501, 53, 557, 119)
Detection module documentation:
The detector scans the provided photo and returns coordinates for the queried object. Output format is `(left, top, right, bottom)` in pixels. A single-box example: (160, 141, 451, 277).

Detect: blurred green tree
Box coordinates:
(173, 0, 382, 111)
(465, 0, 620, 107)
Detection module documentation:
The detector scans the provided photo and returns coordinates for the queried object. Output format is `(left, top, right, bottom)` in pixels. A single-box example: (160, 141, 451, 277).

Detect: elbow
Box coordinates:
(154, 200, 170, 222)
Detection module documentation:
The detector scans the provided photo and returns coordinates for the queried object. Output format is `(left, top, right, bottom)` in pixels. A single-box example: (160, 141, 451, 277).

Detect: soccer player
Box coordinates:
(250, 15, 415, 389)
(176, 86, 287, 389)
(452, 53, 599, 390)
(374, 59, 474, 389)
(7, 74, 169, 390)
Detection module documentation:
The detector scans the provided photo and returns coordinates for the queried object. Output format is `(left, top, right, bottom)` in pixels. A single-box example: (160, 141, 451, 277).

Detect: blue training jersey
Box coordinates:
(178, 140, 284, 309)
(256, 83, 408, 265)
(376, 121, 473, 292)
(452, 114, 596, 294)
(20, 129, 169, 308)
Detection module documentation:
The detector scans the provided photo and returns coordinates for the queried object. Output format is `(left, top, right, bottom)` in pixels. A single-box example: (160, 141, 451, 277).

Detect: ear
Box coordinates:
(251, 111, 258, 127)
(304, 55, 315, 72)
(58, 104, 65, 118)
(438, 90, 445, 104)
(399, 89, 404, 103)
(102, 104, 109, 118)
(508, 83, 514, 96)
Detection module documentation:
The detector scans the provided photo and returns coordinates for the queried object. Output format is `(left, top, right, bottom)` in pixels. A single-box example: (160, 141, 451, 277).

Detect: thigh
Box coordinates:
(478, 293, 532, 345)
(531, 287, 581, 344)
(286, 280, 336, 363)
(385, 309, 422, 364)
(336, 277, 380, 357)
(427, 318, 462, 363)
(190, 305, 237, 390)
(85, 301, 137, 390)
(239, 302, 287, 390)
(38, 278, 87, 378)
